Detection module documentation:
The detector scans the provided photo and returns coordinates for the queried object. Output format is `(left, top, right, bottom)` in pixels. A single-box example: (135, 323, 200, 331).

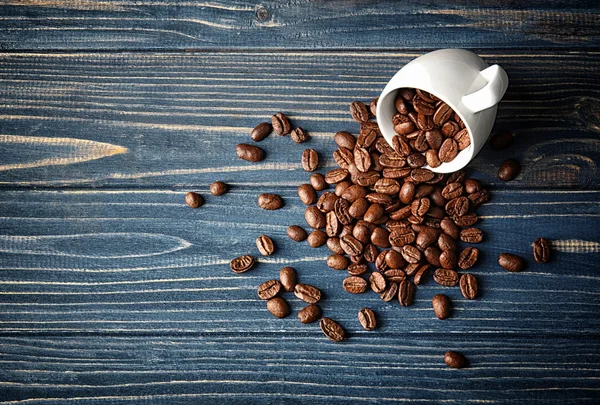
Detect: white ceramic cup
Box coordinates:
(376, 49, 509, 173)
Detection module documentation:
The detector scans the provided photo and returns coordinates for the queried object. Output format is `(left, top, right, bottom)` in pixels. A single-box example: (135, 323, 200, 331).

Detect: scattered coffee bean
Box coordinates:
(236, 143, 265, 162)
(250, 122, 272, 141)
(307, 230, 327, 247)
(460, 228, 483, 243)
(432, 294, 452, 320)
(320, 317, 346, 342)
(439, 249, 457, 269)
(358, 308, 377, 330)
(302, 149, 319, 172)
(370, 97, 379, 116)
(267, 297, 290, 318)
(185, 192, 204, 208)
(413, 264, 430, 285)
(459, 273, 478, 300)
(257, 279, 282, 300)
(433, 268, 459, 286)
(325, 168, 349, 184)
(398, 279, 415, 306)
(370, 271, 387, 293)
(294, 283, 322, 304)
(343, 276, 368, 294)
(256, 234, 275, 256)
(287, 225, 307, 242)
(334, 131, 356, 150)
(498, 159, 521, 181)
(498, 253, 525, 272)
(489, 131, 513, 150)
(348, 263, 368, 276)
(327, 254, 349, 270)
(533, 237, 551, 263)
(298, 304, 321, 324)
(298, 183, 317, 205)
(272, 112, 291, 136)
(458, 247, 479, 270)
(291, 127, 310, 143)
(444, 351, 468, 369)
(279, 267, 297, 292)
(350, 101, 369, 123)
(439, 138, 459, 163)
(310, 173, 327, 191)
(209, 181, 228, 196)
(305, 206, 326, 229)
(258, 193, 283, 210)
(327, 237, 345, 254)
(230, 255, 255, 274)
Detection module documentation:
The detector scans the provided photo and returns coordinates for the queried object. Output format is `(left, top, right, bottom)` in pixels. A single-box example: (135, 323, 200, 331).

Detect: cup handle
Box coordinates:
(461, 64, 509, 113)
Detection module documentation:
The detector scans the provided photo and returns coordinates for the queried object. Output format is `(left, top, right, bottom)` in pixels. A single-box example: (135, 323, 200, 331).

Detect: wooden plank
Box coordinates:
(0, 335, 599, 404)
(0, 51, 598, 188)
(0, 1, 598, 50)
(0, 188, 598, 335)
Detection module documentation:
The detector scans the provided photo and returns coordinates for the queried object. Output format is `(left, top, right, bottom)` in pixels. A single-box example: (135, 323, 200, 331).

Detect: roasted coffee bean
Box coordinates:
(340, 235, 364, 256)
(460, 228, 483, 243)
(403, 263, 420, 276)
(401, 245, 421, 264)
(424, 129, 443, 150)
(417, 113, 435, 131)
(291, 127, 310, 143)
(416, 227, 439, 250)
(356, 170, 381, 186)
(393, 115, 416, 136)
(350, 100, 369, 123)
(438, 233, 457, 251)
(383, 167, 412, 179)
(258, 279, 282, 300)
(334, 197, 353, 225)
(364, 243, 379, 262)
(302, 149, 319, 172)
(325, 168, 349, 184)
(334, 131, 356, 150)
(392, 134, 412, 156)
(258, 193, 283, 210)
(325, 211, 341, 237)
(425, 149, 442, 168)
(287, 225, 307, 242)
(460, 273, 478, 299)
(371, 227, 391, 248)
(339, 224, 354, 238)
(256, 235, 275, 256)
(385, 250, 406, 269)
(279, 267, 297, 292)
(489, 131, 513, 150)
(341, 185, 367, 203)
(298, 304, 321, 324)
(370, 271, 387, 293)
(320, 317, 346, 342)
(445, 196, 469, 217)
(373, 179, 400, 196)
(407, 152, 426, 168)
(185, 192, 204, 208)
(333, 147, 353, 169)
(298, 184, 317, 205)
(366, 193, 393, 206)
(432, 294, 452, 320)
(411, 168, 435, 183)
(389, 227, 416, 247)
(398, 279, 415, 306)
(458, 247, 479, 270)
(305, 206, 326, 229)
(267, 297, 290, 318)
(354, 147, 372, 173)
(272, 112, 291, 136)
(310, 173, 327, 191)
(426, 172, 445, 185)
(468, 189, 490, 207)
(498, 159, 521, 181)
(446, 170, 466, 185)
(230, 255, 255, 273)
(427, 205, 445, 219)
(208, 181, 227, 196)
(379, 152, 407, 168)
(358, 308, 377, 331)
(383, 268, 406, 283)
(327, 254, 349, 270)
(348, 263, 368, 276)
(430, 188, 447, 207)
(464, 179, 481, 194)
(498, 253, 525, 272)
(352, 220, 372, 244)
(370, 97, 379, 116)
(424, 246, 442, 267)
(444, 351, 468, 369)
(441, 121, 460, 138)
(380, 282, 399, 302)
(411, 198, 431, 217)
(349, 198, 369, 219)
(364, 203, 385, 223)
(375, 250, 389, 271)
(441, 182, 464, 200)
(236, 143, 265, 162)
(317, 192, 338, 212)
(395, 95, 410, 114)
(413, 96, 435, 115)
(533, 238, 551, 263)
(358, 123, 379, 147)
(438, 138, 459, 163)
(413, 264, 431, 285)
(295, 283, 322, 303)
(375, 137, 395, 156)
(433, 268, 459, 286)
(307, 230, 327, 247)
(250, 122, 272, 141)
(453, 212, 478, 227)
(343, 276, 368, 294)
(439, 249, 457, 269)
(398, 88, 416, 102)
(454, 128, 471, 150)
(327, 237, 345, 254)
(398, 182, 415, 205)
(433, 103, 453, 126)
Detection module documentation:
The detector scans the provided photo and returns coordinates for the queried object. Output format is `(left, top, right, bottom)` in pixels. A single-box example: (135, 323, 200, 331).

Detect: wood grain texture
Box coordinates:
(0, 51, 598, 188)
(0, 0, 598, 50)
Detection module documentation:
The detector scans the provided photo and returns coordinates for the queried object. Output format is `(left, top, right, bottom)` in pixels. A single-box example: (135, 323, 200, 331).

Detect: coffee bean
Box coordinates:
(424, 246, 442, 267)
(341, 185, 367, 203)
(294, 283, 322, 304)
(384, 250, 406, 268)
(371, 227, 391, 248)
(348, 263, 368, 276)
(230, 255, 255, 273)
(356, 170, 381, 186)
(358, 308, 377, 330)
(533, 238, 551, 263)
(438, 233, 458, 251)
(334, 131, 356, 150)
(287, 225, 307, 242)
(458, 247, 479, 270)
(250, 122, 272, 141)
(389, 227, 416, 247)
(433, 268, 459, 286)
(353, 147, 372, 173)
(325, 168, 349, 184)
(352, 220, 372, 244)
(267, 297, 290, 318)
(298, 304, 321, 324)
(413, 96, 435, 115)
(498, 253, 525, 272)
(411, 198, 430, 217)
(395, 95, 409, 114)
(310, 173, 327, 191)
(432, 294, 452, 320)
(454, 128, 471, 150)
(185, 192, 204, 208)
(441, 182, 464, 200)
(343, 276, 367, 294)
(393, 115, 416, 136)
(358, 123, 379, 148)
(446, 170, 465, 185)
(257, 279, 282, 300)
(320, 317, 346, 342)
(383, 268, 406, 283)
(369, 271, 387, 293)
(460, 228, 483, 243)
(425, 149, 442, 168)
(317, 192, 338, 212)
(433, 103, 453, 126)
(305, 206, 326, 229)
(272, 112, 291, 136)
(366, 193, 393, 205)
(340, 235, 364, 256)
(333, 147, 353, 169)
(279, 267, 297, 292)
(375, 178, 401, 195)
(398, 279, 415, 306)
(407, 152, 426, 168)
(453, 212, 478, 227)
(441, 121, 460, 138)
(440, 217, 459, 239)
(380, 282, 398, 301)
(468, 189, 490, 207)
(256, 235, 275, 256)
(236, 143, 265, 162)
(209, 181, 228, 196)
(291, 127, 310, 143)
(439, 249, 457, 269)
(327, 254, 349, 270)
(364, 243, 378, 263)
(302, 149, 319, 172)
(298, 183, 317, 205)
(349, 198, 369, 219)
(438, 138, 459, 162)
(327, 237, 345, 254)
(364, 203, 385, 223)
(411, 168, 435, 183)
(489, 131, 513, 150)
(416, 227, 439, 250)
(333, 198, 352, 226)
(307, 230, 327, 247)
(444, 351, 467, 369)
(370, 97, 379, 116)
(401, 245, 421, 264)
(498, 159, 521, 181)
(459, 273, 478, 299)
(464, 179, 481, 194)
(325, 211, 341, 237)
(350, 101, 369, 123)
(403, 263, 419, 276)
(258, 193, 283, 210)
(413, 264, 431, 285)
(445, 196, 469, 217)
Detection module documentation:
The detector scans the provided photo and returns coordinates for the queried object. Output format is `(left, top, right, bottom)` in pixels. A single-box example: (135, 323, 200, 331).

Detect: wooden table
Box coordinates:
(1, 1, 599, 403)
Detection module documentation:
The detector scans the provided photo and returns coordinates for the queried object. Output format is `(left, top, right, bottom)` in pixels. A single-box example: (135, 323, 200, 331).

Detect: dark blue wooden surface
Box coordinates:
(1, 1, 600, 404)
